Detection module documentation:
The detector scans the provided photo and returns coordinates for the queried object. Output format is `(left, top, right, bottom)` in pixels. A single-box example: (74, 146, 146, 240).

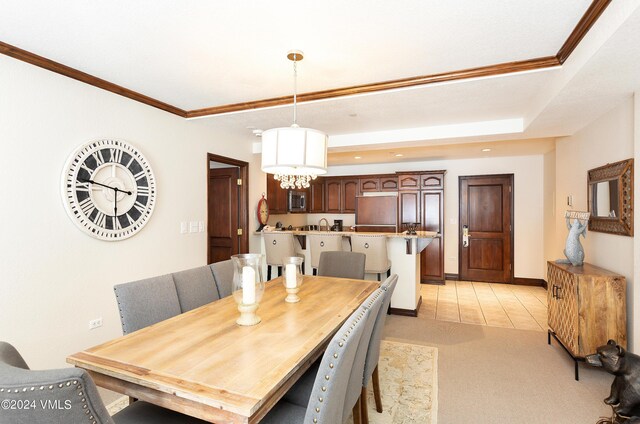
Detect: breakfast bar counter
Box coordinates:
(257, 230, 437, 316)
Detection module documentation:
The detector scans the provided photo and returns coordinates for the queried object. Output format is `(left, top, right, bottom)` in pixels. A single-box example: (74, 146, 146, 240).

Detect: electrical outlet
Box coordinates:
(89, 318, 103, 330)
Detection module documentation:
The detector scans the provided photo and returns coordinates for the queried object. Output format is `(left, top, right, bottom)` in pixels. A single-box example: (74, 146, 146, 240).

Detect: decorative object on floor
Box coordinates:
(588, 158, 634, 237)
(231, 253, 264, 326)
(556, 210, 590, 266)
(261, 50, 328, 189)
(346, 340, 438, 424)
(587, 340, 640, 424)
(282, 256, 304, 303)
(62, 139, 156, 240)
(257, 193, 269, 231)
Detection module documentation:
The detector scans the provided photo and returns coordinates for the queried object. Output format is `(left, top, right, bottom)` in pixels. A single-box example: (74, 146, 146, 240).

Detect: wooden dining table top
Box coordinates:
(67, 275, 378, 424)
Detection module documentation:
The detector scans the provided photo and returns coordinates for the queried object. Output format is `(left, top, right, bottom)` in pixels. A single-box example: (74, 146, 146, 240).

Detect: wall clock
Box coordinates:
(257, 194, 269, 231)
(61, 139, 156, 241)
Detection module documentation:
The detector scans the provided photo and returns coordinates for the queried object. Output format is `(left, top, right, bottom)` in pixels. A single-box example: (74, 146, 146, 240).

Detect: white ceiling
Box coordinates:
(2, 1, 640, 164)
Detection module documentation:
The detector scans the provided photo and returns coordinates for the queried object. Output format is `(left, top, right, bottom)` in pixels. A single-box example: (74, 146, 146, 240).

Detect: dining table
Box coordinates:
(67, 275, 378, 424)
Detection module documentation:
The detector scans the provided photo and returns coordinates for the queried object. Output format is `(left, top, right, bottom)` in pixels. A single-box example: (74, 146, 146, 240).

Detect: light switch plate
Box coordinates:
(189, 221, 199, 233)
(198, 221, 204, 232)
(180, 222, 187, 234)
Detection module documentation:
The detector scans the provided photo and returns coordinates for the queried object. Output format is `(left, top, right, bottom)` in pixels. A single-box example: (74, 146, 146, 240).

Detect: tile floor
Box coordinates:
(420, 280, 548, 331)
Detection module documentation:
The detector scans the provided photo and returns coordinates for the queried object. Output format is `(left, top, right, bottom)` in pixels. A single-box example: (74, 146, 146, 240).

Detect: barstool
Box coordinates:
(350, 234, 391, 281)
(308, 233, 344, 275)
(263, 232, 305, 280)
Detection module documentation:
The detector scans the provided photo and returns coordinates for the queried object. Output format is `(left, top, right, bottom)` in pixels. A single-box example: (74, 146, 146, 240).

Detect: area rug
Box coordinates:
(107, 340, 439, 423)
(347, 339, 438, 424)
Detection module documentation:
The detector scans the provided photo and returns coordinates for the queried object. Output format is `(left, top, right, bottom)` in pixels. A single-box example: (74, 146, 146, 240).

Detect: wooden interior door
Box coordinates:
(459, 174, 513, 283)
(208, 167, 240, 263)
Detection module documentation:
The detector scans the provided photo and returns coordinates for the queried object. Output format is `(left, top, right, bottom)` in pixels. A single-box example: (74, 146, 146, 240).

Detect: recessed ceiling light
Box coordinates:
(395, 153, 404, 157)
(481, 148, 491, 152)
(349, 113, 358, 118)
(354, 156, 362, 159)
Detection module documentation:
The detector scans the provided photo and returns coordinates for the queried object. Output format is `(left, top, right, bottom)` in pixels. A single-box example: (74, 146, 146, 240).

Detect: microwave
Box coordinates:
(288, 190, 307, 212)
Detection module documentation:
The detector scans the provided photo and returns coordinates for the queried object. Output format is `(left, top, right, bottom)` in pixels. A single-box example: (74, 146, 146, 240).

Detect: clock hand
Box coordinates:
(79, 178, 133, 195)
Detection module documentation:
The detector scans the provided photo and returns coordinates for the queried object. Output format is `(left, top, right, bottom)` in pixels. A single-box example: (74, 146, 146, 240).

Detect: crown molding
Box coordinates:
(0, 0, 611, 118)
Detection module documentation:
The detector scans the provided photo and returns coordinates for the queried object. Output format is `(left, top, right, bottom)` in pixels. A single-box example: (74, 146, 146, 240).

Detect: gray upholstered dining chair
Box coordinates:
(280, 288, 385, 424)
(0, 341, 207, 424)
(210, 259, 234, 298)
(172, 265, 220, 312)
(259, 295, 373, 424)
(361, 274, 398, 424)
(317, 251, 366, 280)
(113, 274, 182, 335)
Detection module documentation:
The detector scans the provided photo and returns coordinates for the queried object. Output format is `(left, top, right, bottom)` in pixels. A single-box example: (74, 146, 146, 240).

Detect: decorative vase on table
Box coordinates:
(282, 256, 304, 303)
(231, 254, 265, 326)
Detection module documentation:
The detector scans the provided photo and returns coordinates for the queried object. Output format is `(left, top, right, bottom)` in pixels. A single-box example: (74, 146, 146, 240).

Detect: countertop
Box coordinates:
(256, 229, 439, 239)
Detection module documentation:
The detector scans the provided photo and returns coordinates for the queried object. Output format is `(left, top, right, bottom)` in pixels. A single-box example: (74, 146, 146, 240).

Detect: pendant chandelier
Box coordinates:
(261, 50, 328, 189)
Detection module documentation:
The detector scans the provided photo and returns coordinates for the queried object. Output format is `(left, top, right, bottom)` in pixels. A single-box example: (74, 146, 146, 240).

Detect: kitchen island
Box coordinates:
(257, 229, 437, 316)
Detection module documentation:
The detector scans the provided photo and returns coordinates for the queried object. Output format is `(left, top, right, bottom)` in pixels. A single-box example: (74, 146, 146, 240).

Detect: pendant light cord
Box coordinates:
(293, 52, 297, 126)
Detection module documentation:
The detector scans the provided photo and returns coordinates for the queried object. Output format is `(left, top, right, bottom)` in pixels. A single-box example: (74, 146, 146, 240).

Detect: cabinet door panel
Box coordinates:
(325, 180, 342, 213)
(421, 174, 444, 189)
(266, 175, 288, 214)
(399, 191, 420, 225)
(398, 175, 420, 190)
(309, 179, 325, 213)
(380, 176, 398, 191)
(360, 178, 380, 192)
(420, 190, 444, 282)
(342, 179, 358, 213)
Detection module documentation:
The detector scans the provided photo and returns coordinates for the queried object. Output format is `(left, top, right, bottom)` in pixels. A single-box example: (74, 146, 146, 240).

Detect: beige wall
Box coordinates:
(326, 155, 546, 279)
(553, 97, 636, 349)
(0, 55, 262, 370)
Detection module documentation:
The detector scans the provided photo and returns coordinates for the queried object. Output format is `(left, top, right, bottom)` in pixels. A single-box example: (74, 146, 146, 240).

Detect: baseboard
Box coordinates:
(444, 273, 547, 289)
(421, 279, 445, 285)
(513, 277, 547, 289)
(389, 296, 422, 317)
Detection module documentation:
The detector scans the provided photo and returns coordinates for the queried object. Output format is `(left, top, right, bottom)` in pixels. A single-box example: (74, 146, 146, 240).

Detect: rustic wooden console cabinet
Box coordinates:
(547, 261, 626, 380)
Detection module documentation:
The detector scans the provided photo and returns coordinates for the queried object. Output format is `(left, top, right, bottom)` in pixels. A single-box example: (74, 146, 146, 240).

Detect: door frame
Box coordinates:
(207, 153, 249, 263)
(458, 173, 514, 283)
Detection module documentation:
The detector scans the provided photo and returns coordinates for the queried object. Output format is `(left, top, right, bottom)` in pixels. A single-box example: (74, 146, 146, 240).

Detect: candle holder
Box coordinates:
(231, 254, 265, 326)
(282, 256, 304, 303)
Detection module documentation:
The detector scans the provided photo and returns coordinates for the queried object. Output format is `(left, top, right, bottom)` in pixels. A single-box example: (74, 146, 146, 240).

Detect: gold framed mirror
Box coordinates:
(587, 158, 634, 236)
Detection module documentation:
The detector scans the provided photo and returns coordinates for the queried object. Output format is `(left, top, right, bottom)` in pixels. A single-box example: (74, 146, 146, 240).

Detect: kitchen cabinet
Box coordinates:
(266, 174, 288, 214)
(398, 191, 420, 226)
(309, 178, 325, 213)
(325, 179, 342, 213)
(360, 177, 380, 192)
(342, 179, 358, 213)
(380, 176, 398, 191)
(398, 174, 420, 190)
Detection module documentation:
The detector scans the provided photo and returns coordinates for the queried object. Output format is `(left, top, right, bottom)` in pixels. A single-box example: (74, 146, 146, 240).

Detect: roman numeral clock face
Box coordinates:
(62, 139, 156, 240)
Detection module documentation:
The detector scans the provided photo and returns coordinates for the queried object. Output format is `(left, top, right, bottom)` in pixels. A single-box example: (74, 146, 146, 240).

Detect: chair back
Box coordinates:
(113, 274, 182, 334)
(263, 232, 297, 266)
(341, 288, 385, 421)
(303, 301, 370, 424)
(0, 341, 114, 424)
(317, 251, 366, 280)
(363, 274, 399, 386)
(308, 234, 343, 269)
(210, 259, 234, 298)
(172, 265, 220, 312)
(350, 234, 391, 273)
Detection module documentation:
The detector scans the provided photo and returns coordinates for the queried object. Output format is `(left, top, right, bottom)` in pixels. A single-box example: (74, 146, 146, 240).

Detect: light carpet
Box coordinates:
(107, 340, 439, 424)
(347, 340, 438, 424)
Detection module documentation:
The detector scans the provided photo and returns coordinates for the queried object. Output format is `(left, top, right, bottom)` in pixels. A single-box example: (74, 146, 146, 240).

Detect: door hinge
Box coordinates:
(509, 263, 512, 271)
(509, 185, 512, 192)
(237, 179, 243, 186)
(237, 228, 243, 236)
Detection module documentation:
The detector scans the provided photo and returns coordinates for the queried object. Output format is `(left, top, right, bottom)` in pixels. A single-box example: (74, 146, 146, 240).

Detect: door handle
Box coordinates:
(462, 225, 470, 247)
(556, 286, 562, 300)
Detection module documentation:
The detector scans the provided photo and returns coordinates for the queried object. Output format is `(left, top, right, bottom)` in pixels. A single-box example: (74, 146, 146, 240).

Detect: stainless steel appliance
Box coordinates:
(288, 190, 307, 212)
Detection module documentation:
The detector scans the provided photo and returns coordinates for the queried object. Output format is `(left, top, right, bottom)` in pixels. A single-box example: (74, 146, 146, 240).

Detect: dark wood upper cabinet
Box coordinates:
(380, 176, 398, 191)
(360, 177, 380, 192)
(398, 191, 420, 227)
(309, 178, 325, 213)
(325, 179, 342, 213)
(265, 174, 288, 214)
(341, 179, 359, 213)
(421, 174, 444, 189)
(398, 174, 420, 190)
